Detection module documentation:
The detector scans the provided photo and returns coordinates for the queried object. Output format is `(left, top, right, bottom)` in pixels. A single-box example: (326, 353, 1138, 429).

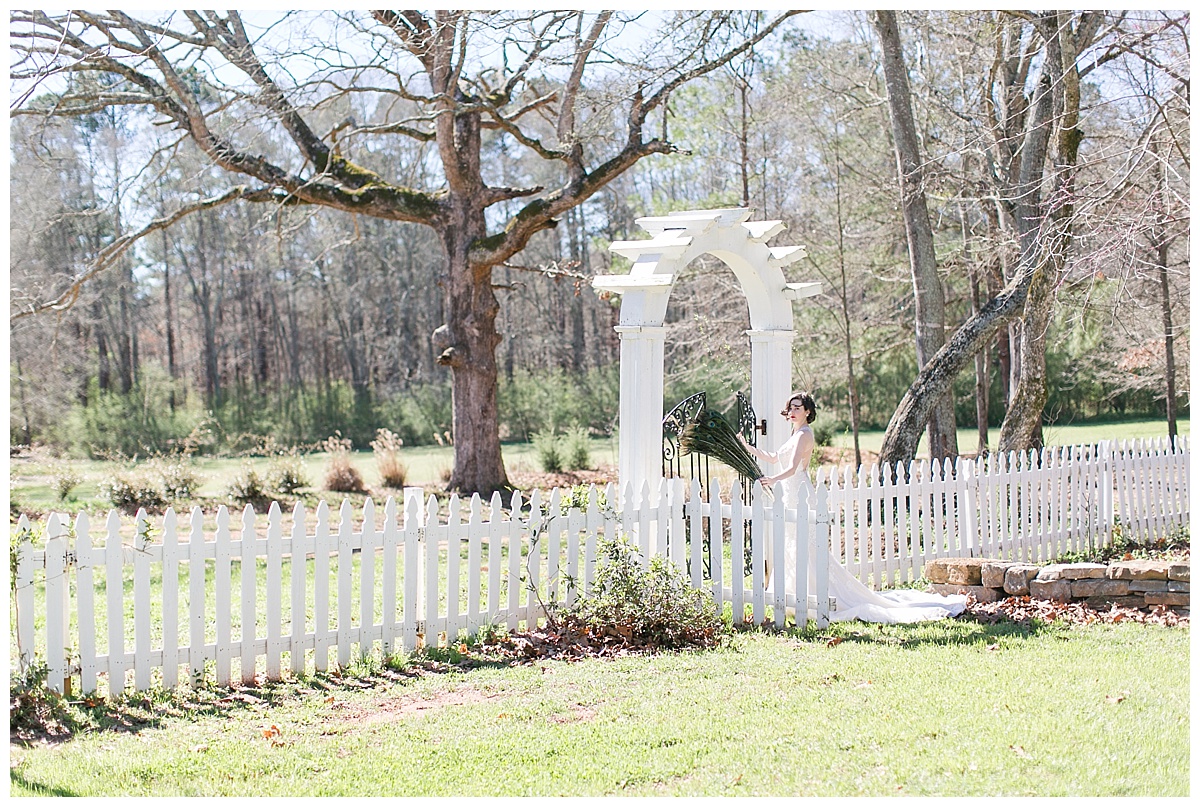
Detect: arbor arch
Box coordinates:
(592, 207, 820, 496)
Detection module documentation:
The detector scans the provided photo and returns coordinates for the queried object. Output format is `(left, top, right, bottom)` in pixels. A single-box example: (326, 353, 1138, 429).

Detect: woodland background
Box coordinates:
(9, 10, 1189, 465)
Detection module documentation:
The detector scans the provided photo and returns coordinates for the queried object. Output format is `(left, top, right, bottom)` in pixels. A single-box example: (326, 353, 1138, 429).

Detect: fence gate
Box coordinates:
(663, 391, 762, 576)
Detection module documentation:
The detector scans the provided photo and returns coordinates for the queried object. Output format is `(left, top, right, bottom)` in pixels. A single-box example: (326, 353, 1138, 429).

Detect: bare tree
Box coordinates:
(876, 11, 1181, 466)
(10, 9, 801, 494)
(871, 10, 958, 463)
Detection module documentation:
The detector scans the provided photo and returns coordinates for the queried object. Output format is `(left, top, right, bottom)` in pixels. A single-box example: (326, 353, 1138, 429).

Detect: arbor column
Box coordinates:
(614, 324, 667, 501)
(747, 329, 795, 456)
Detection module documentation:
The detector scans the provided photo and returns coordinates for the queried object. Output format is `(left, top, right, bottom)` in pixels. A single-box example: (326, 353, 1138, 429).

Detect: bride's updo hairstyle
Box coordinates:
(780, 391, 817, 424)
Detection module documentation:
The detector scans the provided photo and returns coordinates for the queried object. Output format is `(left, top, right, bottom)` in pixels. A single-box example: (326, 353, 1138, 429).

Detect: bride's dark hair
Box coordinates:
(780, 391, 817, 424)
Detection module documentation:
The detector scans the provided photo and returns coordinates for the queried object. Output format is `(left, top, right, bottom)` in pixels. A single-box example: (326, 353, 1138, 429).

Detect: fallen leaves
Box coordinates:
(964, 596, 1189, 628)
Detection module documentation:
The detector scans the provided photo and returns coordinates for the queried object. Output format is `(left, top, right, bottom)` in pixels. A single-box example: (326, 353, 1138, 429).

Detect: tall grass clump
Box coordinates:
(226, 462, 269, 506)
(370, 428, 407, 488)
(322, 434, 366, 493)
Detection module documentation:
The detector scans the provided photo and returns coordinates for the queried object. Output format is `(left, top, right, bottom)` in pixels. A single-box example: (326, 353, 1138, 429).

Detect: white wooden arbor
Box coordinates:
(592, 207, 821, 498)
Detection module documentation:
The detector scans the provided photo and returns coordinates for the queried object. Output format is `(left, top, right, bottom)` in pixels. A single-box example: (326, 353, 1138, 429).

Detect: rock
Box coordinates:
(1128, 580, 1170, 592)
(1070, 578, 1130, 598)
(1107, 559, 1172, 581)
(1168, 581, 1189, 593)
(981, 562, 1018, 589)
(1142, 592, 1190, 607)
(1029, 579, 1072, 602)
(1060, 563, 1108, 580)
(1085, 595, 1149, 610)
(925, 558, 985, 586)
(1004, 565, 1041, 596)
(1168, 563, 1189, 582)
(1037, 564, 1069, 582)
(930, 583, 1002, 603)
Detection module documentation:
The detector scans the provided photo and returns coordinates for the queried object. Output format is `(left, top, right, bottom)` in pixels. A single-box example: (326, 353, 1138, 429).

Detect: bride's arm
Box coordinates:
(739, 434, 781, 465)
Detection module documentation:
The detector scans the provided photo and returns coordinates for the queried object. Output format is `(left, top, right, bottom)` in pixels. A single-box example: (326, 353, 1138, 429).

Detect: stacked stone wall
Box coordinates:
(925, 556, 1189, 614)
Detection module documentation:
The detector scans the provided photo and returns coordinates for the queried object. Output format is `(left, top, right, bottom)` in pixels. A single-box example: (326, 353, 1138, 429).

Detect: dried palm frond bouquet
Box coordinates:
(678, 409, 763, 481)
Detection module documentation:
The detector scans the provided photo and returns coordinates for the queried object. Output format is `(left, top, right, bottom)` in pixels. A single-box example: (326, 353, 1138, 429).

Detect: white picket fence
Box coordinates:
(12, 437, 1188, 697)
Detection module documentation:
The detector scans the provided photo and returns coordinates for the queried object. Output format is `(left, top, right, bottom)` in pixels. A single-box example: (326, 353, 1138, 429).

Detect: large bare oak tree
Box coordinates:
(10, 9, 799, 495)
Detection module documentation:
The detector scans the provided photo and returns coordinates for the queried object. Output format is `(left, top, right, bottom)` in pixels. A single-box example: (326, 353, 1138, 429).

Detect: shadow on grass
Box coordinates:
(9, 651, 513, 750)
(778, 612, 1058, 649)
(9, 770, 79, 797)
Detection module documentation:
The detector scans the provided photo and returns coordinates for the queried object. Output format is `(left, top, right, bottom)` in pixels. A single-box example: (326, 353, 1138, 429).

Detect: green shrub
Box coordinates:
(226, 462, 269, 505)
(554, 536, 727, 649)
(98, 472, 166, 513)
(52, 466, 83, 501)
(152, 458, 202, 500)
(266, 451, 309, 495)
(562, 424, 591, 471)
(532, 429, 562, 473)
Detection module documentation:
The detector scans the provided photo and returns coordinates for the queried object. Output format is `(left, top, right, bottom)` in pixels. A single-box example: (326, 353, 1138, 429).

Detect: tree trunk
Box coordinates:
(1156, 228, 1178, 444)
(998, 265, 1051, 451)
(872, 10, 957, 462)
(436, 197, 511, 496)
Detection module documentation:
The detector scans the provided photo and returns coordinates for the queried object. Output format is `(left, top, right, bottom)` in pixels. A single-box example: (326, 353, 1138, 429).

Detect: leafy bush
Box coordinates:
(52, 466, 83, 501)
(562, 424, 592, 471)
(322, 434, 366, 493)
(532, 429, 562, 473)
(226, 462, 269, 505)
(554, 536, 727, 649)
(98, 472, 167, 512)
(370, 428, 407, 488)
(9, 660, 81, 740)
(266, 451, 309, 495)
(152, 458, 203, 500)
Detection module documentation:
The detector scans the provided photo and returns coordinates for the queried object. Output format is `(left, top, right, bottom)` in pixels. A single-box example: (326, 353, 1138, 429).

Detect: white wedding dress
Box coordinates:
(761, 428, 967, 624)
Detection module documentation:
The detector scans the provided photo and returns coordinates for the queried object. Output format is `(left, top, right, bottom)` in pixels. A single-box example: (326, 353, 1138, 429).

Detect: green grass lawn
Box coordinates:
(8, 620, 1189, 797)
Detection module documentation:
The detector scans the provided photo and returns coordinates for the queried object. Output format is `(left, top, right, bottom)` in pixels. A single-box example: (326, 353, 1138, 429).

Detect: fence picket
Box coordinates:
(402, 493, 422, 651)
(469, 494, 484, 630)
(107, 509, 128, 694)
(381, 496, 399, 657)
(45, 514, 68, 694)
(566, 500, 582, 609)
(751, 484, 765, 625)
(266, 502, 284, 680)
(547, 488, 562, 606)
(423, 495, 441, 645)
(290, 502, 308, 675)
(312, 501, 331, 673)
(240, 506, 258, 684)
(708, 479, 723, 611)
(360, 498, 377, 656)
(506, 490, 523, 631)
(189, 507, 207, 685)
(687, 479, 703, 589)
(813, 469, 830, 629)
(731, 480, 745, 622)
(75, 512, 97, 694)
(488, 491, 504, 615)
(770, 482, 786, 627)
(446, 494, 462, 642)
(162, 508, 180, 689)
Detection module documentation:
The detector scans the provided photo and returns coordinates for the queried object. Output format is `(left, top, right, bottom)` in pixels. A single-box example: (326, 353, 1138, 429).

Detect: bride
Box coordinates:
(741, 391, 966, 624)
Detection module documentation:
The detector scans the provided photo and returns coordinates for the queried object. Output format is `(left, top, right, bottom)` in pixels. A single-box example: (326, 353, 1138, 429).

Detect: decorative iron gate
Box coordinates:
(662, 390, 761, 498)
(663, 391, 762, 577)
